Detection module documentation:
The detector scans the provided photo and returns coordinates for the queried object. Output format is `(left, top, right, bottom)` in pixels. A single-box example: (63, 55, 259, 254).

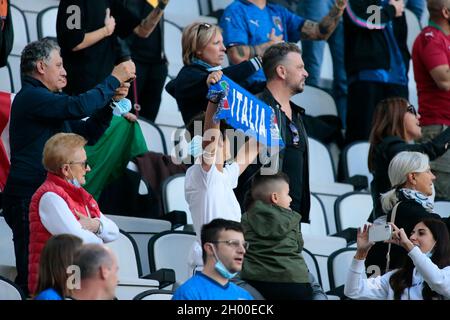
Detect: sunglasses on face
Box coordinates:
(210, 239, 250, 250)
(407, 105, 417, 116)
(69, 160, 89, 169)
(288, 122, 300, 146)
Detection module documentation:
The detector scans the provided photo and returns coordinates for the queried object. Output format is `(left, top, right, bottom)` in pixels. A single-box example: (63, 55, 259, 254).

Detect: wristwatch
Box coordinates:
(95, 219, 103, 235)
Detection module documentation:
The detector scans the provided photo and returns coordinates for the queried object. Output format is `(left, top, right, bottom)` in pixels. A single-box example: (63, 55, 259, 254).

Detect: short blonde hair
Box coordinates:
(182, 22, 222, 65)
(42, 133, 87, 173)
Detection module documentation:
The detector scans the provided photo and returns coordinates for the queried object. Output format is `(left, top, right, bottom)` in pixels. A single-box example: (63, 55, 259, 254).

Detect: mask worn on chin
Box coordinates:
(211, 246, 238, 280)
(68, 177, 82, 188)
(425, 251, 433, 258)
(67, 166, 82, 188)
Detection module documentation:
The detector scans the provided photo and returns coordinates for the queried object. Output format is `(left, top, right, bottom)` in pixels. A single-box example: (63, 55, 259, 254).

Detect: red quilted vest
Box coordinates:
(28, 172, 101, 295)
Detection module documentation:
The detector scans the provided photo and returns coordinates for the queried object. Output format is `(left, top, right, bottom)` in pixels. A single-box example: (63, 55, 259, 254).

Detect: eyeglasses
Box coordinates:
(407, 105, 417, 116)
(210, 239, 250, 250)
(196, 22, 212, 38)
(288, 122, 300, 146)
(69, 160, 89, 169)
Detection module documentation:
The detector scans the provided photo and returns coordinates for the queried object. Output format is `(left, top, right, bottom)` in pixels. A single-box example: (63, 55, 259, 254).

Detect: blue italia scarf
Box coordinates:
(207, 75, 285, 148)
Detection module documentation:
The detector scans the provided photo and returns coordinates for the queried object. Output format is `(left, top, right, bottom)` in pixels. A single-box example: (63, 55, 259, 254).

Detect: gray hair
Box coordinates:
(73, 244, 114, 280)
(20, 38, 60, 76)
(380, 151, 430, 212)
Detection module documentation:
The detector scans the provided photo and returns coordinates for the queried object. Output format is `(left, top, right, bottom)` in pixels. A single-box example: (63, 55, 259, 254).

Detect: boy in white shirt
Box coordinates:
(185, 70, 260, 272)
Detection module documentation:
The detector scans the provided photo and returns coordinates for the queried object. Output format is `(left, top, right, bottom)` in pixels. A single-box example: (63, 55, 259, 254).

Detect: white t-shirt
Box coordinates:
(185, 162, 242, 267)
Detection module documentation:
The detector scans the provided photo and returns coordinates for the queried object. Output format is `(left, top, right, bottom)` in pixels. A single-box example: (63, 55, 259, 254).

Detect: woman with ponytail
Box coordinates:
(368, 97, 450, 220)
(345, 218, 450, 300)
(365, 151, 450, 272)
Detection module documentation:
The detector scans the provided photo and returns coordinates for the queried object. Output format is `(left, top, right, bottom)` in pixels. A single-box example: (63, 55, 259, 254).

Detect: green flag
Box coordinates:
(84, 116, 148, 199)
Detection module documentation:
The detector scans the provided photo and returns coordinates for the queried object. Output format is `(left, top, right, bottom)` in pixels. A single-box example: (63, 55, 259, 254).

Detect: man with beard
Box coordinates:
(238, 42, 312, 224)
(412, 0, 450, 200)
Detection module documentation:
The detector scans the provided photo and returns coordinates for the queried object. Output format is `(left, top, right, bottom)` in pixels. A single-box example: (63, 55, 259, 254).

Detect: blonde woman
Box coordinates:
(28, 133, 119, 295)
(166, 22, 263, 124)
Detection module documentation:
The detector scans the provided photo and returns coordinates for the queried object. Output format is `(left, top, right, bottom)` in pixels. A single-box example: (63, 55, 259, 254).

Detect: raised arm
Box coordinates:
(227, 29, 283, 65)
(300, 0, 347, 40)
(133, 0, 168, 38)
(344, 224, 391, 299)
(72, 8, 116, 51)
(202, 71, 225, 172)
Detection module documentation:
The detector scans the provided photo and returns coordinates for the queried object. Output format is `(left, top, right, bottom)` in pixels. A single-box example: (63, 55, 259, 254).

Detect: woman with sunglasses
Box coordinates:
(166, 22, 264, 124)
(368, 97, 450, 220)
(27, 133, 119, 295)
(366, 151, 450, 273)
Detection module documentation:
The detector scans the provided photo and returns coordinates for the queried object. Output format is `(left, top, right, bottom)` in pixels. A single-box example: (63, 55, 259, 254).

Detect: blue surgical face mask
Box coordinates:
(187, 135, 203, 158)
(424, 250, 433, 258)
(67, 167, 82, 188)
(68, 177, 81, 188)
(211, 246, 238, 280)
(112, 98, 132, 116)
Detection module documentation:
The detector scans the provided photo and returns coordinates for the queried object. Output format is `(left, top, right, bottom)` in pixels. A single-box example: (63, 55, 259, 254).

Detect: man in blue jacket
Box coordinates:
(2, 38, 135, 295)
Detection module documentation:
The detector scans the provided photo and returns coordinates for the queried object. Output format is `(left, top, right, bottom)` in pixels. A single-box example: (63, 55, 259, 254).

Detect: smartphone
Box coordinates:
(369, 224, 392, 242)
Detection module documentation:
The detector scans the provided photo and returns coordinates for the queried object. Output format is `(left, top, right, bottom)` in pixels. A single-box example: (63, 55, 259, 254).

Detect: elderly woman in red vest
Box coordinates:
(28, 133, 119, 295)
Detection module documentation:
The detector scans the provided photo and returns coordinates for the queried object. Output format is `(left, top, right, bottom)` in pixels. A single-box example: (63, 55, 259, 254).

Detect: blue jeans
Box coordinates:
(297, 0, 348, 126)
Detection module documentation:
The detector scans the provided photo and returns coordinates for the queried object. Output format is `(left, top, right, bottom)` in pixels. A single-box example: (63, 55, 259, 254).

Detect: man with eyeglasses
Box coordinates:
(412, 0, 450, 201)
(2, 38, 133, 295)
(172, 219, 254, 300)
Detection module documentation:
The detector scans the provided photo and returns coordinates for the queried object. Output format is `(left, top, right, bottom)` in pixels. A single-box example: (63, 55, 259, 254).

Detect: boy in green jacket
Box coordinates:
(240, 173, 313, 300)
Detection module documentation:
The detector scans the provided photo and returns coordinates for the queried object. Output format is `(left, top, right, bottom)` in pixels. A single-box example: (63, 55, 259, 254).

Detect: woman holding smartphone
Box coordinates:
(345, 218, 450, 300)
(365, 151, 450, 272)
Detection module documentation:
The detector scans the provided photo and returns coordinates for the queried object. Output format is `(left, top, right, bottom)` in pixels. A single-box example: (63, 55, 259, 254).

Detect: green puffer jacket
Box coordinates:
(240, 200, 309, 283)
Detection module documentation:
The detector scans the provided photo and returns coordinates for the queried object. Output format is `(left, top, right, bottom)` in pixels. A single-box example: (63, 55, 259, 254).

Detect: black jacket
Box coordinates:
(0, 0, 14, 68)
(344, 0, 410, 76)
(57, 0, 140, 94)
(237, 88, 311, 222)
(4, 76, 118, 198)
(165, 60, 260, 124)
(370, 131, 450, 219)
(365, 195, 450, 273)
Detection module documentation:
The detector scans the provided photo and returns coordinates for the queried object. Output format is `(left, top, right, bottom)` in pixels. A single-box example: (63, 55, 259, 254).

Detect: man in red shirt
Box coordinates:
(412, 0, 450, 200)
